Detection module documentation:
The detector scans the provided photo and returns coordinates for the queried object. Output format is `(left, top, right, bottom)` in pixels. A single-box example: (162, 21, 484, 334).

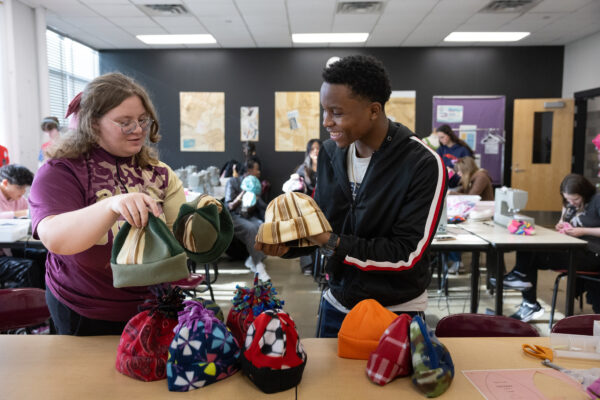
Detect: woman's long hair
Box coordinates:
(303, 138, 322, 171)
(436, 124, 474, 156)
(455, 156, 479, 192)
(560, 174, 596, 208)
(46, 73, 160, 167)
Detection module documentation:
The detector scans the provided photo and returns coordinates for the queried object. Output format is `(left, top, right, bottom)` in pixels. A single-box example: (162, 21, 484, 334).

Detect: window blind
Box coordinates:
(46, 30, 98, 126)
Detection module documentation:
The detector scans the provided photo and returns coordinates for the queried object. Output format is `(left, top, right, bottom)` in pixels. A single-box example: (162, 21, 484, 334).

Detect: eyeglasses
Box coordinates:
(107, 118, 154, 135)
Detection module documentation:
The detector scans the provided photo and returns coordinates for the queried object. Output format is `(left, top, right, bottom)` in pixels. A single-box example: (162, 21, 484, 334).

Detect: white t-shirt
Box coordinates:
(346, 142, 371, 200)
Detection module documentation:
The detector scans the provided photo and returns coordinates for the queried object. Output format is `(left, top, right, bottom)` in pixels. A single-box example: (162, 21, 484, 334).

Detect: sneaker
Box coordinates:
(448, 261, 461, 275)
(509, 301, 544, 322)
(244, 256, 256, 272)
(255, 261, 271, 282)
(489, 270, 533, 290)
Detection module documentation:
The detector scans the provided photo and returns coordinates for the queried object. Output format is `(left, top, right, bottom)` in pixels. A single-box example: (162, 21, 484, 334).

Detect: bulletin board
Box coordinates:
(275, 91, 320, 152)
(386, 90, 415, 131)
(432, 96, 506, 185)
(180, 92, 225, 152)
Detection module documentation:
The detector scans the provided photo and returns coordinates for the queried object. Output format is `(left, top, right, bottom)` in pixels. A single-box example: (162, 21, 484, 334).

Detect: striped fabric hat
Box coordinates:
(111, 214, 189, 288)
(173, 194, 234, 264)
(256, 192, 331, 247)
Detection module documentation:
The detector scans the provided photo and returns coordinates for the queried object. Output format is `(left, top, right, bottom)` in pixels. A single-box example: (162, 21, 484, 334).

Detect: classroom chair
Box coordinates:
(171, 259, 218, 302)
(549, 269, 600, 330)
(0, 288, 50, 333)
(550, 314, 600, 335)
(435, 313, 540, 337)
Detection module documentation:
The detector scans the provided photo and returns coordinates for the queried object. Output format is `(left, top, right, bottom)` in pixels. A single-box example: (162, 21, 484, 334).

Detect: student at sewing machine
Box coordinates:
(492, 174, 600, 322)
(448, 156, 494, 201)
(436, 124, 474, 188)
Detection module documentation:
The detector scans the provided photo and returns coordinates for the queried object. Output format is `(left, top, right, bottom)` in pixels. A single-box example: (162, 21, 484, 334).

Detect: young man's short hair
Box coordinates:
(0, 164, 34, 186)
(322, 55, 392, 108)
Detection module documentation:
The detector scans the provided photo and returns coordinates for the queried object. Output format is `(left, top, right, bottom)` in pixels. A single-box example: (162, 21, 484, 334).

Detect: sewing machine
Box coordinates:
(493, 187, 535, 227)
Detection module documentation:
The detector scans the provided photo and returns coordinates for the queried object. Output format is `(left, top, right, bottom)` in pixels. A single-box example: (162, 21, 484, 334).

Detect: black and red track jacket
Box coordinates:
(300, 121, 447, 309)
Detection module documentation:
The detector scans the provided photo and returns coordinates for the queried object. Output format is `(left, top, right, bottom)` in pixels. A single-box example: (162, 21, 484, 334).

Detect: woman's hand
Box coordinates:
(108, 193, 160, 228)
(254, 241, 289, 257)
(565, 227, 586, 237)
(555, 221, 564, 231)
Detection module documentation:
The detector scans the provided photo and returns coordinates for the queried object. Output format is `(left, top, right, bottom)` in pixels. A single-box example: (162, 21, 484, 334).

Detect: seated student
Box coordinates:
(39, 116, 61, 165)
(0, 164, 45, 288)
(224, 157, 270, 282)
(445, 156, 494, 274)
(492, 174, 600, 322)
(450, 156, 494, 201)
(295, 139, 322, 275)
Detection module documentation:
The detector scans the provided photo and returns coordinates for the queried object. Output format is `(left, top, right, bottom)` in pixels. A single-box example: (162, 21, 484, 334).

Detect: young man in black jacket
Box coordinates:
(256, 55, 447, 337)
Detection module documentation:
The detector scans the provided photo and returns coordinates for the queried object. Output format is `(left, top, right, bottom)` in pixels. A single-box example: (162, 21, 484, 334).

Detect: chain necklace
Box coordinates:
(348, 143, 358, 199)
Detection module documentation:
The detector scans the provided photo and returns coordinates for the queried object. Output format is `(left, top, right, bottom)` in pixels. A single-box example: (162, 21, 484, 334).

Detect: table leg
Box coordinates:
(566, 250, 575, 316)
(495, 250, 504, 316)
(470, 251, 480, 313)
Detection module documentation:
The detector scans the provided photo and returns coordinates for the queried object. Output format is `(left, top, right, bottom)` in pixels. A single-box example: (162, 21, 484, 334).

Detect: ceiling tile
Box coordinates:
(85, 4, 146, 17)
(110, 16, 163, 28)
(529, 0, 593, 13)
(43, 0, 98, 17)
(183, 0, 239, 18)
(332, 14, 380, 32)
(152, 16, 204, 29)
(457, 12, 520, 30)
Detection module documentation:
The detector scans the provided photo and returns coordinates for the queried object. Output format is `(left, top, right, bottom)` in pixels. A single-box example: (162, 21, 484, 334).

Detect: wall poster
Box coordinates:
(385, 90, 416, 131)
(432, 96, 506, 185)
(241, 106, 259, 142)
(275, 91, 320, 152)
(180, 92, 225, 152)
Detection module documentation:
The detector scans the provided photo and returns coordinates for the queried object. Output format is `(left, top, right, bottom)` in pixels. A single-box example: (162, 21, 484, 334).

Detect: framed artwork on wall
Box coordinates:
(180, 92, 225, 152)
(241, 106, 259, 142)
(386, 90, 416, 131)
(275, 91, 320, 152)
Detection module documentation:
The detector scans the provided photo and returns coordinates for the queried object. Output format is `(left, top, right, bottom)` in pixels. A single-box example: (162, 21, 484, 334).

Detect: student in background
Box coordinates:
(0, 164, 33, 218)
(0, 164, 45, 289)
(294, 138, 322, 276)
(450, 156, 494, 200)
(39, 116, 61, 165)
(296, 138, 322, 197)
(29, 73, 186, 335)
(492, 174, 600, 322)
(0, 144, 9, 166)
(225, 157, 270, 282)
(436, 124, 474, 188)
(445, 156, 494, 274)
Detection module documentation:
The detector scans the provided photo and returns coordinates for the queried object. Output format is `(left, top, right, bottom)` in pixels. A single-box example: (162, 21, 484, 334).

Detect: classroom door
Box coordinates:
(512, 98, 574, 211)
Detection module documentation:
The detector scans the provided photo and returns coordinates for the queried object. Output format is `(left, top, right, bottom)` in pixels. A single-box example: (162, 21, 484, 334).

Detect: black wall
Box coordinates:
(100, 46, 564, 198)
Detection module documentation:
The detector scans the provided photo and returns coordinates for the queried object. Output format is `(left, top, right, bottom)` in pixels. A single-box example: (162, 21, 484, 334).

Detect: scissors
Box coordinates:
(522, 344, 554, 362)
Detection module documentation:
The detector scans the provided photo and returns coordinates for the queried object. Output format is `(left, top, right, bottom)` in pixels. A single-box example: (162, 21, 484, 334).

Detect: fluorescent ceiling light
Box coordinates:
(292, 33, 369, 43)
(136, 34, 217, 45)
(444, 32, 530, 42)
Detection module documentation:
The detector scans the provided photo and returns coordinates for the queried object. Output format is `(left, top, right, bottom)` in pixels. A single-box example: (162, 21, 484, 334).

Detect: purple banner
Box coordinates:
(432, 96, 506, 185)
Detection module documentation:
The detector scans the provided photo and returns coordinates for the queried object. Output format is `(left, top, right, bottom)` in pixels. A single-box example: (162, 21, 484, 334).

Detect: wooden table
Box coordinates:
(0, 335, 294, 400)
(430, 226, 490, 313)
(298, 337, 596, 399)
(2, 335, 596, 400)
(458, 220, 588, 316)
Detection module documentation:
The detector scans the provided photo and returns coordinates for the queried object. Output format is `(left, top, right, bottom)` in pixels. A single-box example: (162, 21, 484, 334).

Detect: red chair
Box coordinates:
(0, 288, 50, 332)
(435, 313, 540, 337)
(171, 273, 210, 300)
(549, 269, 600, 329)
(551, 314, 600, 335)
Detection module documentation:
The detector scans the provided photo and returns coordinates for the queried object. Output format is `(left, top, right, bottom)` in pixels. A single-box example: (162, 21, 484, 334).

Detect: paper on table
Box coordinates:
(463, 369, 588, 400)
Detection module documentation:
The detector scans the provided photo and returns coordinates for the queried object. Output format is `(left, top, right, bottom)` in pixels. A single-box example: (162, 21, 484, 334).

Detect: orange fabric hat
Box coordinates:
(337, 299, 398, 360)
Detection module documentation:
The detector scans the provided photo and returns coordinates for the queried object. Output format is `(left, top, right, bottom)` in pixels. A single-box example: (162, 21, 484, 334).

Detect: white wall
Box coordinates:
(0, 0, 45, 171)
(563, 30, 600, 98)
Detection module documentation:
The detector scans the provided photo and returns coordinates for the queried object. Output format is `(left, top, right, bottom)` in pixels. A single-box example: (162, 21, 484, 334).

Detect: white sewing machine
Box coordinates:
(493, 187, 535, 227)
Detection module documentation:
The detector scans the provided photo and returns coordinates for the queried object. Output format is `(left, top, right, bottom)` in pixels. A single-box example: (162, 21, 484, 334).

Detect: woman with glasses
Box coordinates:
(28, 73, 186, 335)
